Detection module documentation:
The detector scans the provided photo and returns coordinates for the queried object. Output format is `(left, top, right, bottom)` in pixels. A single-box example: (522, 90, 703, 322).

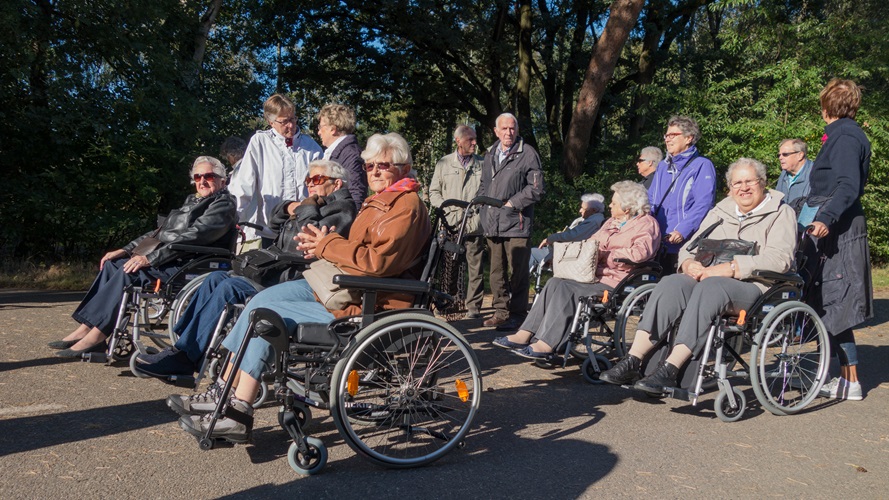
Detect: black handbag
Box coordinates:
(232, 247, 294, 288)
(687, 218, 756, 266)
(694, 238, 756, 266)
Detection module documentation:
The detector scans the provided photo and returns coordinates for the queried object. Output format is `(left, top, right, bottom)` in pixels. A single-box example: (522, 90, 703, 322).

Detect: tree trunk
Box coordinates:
(515, 0, 536, 148)
(185, 0, 223, 91)
(561, 0, 645, 178)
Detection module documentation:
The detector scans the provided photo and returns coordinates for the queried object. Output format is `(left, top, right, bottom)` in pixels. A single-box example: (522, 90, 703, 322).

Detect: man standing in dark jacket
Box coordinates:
(478, 113, 545, 330)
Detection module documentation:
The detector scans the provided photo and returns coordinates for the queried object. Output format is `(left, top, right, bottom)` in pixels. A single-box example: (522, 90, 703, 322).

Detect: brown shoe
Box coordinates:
(483, 316, 509, 327)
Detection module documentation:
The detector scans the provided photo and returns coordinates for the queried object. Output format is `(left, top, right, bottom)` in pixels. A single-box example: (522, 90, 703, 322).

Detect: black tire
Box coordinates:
(330, 313, 481, 469)
(750, 301, 829, 416)
(581, 355, 612, 384)
(613, 284, 656, 358)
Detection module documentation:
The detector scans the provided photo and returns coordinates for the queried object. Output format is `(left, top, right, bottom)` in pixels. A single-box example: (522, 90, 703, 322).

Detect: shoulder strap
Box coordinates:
(653, 152, 700, 216)
(684, 217, 723, 252)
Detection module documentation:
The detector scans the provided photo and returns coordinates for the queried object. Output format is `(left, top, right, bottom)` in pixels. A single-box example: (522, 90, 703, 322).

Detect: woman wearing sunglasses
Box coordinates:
(51, 156, 237, 357)
(133, 159, 357, 379)
(172, 133, 432, 444)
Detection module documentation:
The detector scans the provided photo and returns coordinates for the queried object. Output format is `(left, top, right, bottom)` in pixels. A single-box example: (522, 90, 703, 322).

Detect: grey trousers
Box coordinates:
(487, 236, 531, 318)
(519, 277, 611, 349)
(638, 274, 762, 356)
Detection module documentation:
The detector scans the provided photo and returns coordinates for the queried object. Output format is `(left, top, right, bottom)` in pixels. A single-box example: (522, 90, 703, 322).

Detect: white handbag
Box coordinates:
(302, 259, 361, 310)
(552, 239, 599, 283)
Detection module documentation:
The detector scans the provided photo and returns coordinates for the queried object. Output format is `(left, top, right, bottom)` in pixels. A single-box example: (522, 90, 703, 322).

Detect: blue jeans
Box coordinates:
(73, 258, 178, 335)
(830, 328, 858, 366)
(172, 271, 259, 364)
(221, 280, 334, 380)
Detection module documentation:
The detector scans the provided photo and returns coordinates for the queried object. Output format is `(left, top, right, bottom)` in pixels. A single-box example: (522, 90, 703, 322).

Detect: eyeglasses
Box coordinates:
(364, 162, 407, 172)
(305, 174, 335, 186)
(193, 172, 222, 182)
(730, 179, 762, 189)
(777, 151, 803, 158)
(663, 132, 684, 140)
(273, 116, 297, 125)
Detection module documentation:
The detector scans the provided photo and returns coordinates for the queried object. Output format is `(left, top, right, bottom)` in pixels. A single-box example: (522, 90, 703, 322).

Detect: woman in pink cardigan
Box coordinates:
(494, 181, 661, 358)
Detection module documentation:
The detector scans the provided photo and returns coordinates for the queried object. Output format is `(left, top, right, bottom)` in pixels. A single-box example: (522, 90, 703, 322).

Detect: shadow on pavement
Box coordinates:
(0, 289, 84, 306)
(0, 400, 170, 457)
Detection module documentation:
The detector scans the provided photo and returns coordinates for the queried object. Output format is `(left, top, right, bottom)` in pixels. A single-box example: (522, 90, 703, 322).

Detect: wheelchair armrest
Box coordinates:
(167, 243, 232, 257)
(747, 270, 804, 286)
(615, 258, 663, 273)
(333, 275, 432, 295)
(275, 254, 313, 266)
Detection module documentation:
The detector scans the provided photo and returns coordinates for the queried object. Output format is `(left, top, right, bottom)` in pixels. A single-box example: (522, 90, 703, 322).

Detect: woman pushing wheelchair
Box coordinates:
(50, 157, 237, 358)
(600, 158, 798, 394)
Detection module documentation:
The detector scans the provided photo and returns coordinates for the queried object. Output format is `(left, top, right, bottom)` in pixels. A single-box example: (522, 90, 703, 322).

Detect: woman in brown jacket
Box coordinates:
(172, 133, 431, 444)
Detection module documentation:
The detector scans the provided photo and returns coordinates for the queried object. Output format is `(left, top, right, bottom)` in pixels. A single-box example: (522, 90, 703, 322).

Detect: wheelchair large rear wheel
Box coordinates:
(330, 313, 481, 469)
(750, 301, 829, 416)
(166, 273, 210, 345)
(613, 284, 656, 358)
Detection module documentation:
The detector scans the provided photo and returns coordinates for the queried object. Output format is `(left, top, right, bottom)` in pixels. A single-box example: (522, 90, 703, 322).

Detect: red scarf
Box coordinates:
(378, 177, 420, 194)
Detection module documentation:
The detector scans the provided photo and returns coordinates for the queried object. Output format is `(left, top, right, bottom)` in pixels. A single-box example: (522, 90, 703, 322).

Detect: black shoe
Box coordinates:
(495, 316, 524, 332)
(134, 347, 178, 365)
(134, 350, 196, 378)
(48, 339, 78, 349)
(55, 341, 108, 359)
(634, 361, 679, 395)
(599, 355, 642, 385)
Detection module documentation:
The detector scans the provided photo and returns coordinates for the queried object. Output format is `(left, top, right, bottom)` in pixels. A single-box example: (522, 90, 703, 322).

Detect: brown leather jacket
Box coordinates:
(315, 190, 431, 317)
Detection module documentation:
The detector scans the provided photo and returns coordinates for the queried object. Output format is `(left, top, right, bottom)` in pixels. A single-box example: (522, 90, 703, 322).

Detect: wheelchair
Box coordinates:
(614, 268, 830, 422)
(190, 196, 502, 474)
(539, 259, 661, 381)
(84, 241, 236, 366)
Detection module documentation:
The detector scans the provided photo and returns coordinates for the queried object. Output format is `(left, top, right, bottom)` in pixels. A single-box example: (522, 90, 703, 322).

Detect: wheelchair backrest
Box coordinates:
(163, 255, 234, 297)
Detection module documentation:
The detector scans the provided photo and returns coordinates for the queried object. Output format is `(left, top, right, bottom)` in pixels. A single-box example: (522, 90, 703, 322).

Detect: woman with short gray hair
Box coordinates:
(496, 181, 661, 360)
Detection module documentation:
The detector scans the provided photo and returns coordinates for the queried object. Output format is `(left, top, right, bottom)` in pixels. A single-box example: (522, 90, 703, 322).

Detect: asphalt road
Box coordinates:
(0, 288, 887, 499)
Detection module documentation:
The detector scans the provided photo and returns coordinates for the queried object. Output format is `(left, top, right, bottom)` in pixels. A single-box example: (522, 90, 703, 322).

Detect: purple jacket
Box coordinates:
(647, 145, 716, 254)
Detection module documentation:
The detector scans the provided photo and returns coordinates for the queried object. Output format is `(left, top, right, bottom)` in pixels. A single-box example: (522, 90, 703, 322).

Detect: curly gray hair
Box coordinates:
(611, 180, 651, 217)
(190, 156, 227, 184)
(580, 193, 606, 213)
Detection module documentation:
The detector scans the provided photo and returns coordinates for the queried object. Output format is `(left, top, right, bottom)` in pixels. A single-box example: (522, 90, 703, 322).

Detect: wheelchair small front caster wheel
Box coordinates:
(581, 355, 612, 384)
(288, 438, 327, 475)
(199, 438, 215, 451)
(714, 387, 747, 422)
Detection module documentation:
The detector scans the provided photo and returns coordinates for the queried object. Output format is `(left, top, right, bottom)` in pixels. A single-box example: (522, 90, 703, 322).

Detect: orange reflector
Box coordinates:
(601, 290, 609, 304)
(347, 370, 359, 396)
(736, 310, 747, 326)
(455, 379, 469, 402)
(153, 279, 162, 293)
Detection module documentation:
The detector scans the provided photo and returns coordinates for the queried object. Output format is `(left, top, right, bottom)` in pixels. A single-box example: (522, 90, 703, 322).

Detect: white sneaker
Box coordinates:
(819, 377, 863, 401)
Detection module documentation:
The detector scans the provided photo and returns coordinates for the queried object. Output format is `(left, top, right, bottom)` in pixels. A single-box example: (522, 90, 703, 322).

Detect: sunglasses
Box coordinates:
(364, 162, 407, 172)
(193, 172, 222, 182)
(777, 151, 803, 158)
(305, 174, 335, 186)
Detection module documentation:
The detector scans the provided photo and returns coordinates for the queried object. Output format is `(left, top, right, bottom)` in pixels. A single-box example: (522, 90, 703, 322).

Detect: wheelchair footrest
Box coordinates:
(83, 352, 108, 363)
(664, 386, 692, 402)
(167, 375, 197, 388)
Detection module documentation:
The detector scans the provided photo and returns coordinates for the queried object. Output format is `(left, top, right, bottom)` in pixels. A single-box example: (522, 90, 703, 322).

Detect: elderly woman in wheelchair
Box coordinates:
(167, 133, 431, 446)
(132, 159, 357, 379)
(50, 157, 237, 358)
(494, 181, 660, 360)
(600, 158, 798, 396)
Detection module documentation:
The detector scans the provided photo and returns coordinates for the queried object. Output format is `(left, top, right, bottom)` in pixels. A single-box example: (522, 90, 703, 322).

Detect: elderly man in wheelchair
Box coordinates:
(132, 159, 357, 380)
(50, 157, 237, 358)
(600, 159, 803, 404)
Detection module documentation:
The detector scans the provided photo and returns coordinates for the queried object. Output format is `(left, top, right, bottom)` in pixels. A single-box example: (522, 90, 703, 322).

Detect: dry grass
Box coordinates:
(0, 259, 94, 290)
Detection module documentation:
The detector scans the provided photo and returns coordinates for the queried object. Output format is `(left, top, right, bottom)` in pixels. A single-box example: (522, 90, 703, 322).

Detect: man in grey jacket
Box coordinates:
(478, 113, 545, 330)
(429, 125, 485, 319)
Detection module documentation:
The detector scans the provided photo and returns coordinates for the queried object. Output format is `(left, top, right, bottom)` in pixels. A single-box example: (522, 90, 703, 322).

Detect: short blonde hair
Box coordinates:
(318, 104, 356, 135)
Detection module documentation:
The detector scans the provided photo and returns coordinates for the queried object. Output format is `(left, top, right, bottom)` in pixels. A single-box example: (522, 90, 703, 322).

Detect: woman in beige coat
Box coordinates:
(600, 158, 798, 394)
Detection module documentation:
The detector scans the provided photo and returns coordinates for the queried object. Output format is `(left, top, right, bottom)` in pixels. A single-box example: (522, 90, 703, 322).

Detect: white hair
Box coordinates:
(580, 193, 605, 213)
(611, 181, 651, 217)
(495, 113, 519, 133)
(191, 156, 227, 184)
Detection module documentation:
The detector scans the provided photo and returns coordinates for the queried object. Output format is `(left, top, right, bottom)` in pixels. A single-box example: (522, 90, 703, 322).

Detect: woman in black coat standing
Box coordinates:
(807, 79, 872, 401)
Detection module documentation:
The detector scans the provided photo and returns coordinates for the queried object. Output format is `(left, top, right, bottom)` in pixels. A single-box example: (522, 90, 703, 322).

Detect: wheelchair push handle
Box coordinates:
(469, 196, 504, 209)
